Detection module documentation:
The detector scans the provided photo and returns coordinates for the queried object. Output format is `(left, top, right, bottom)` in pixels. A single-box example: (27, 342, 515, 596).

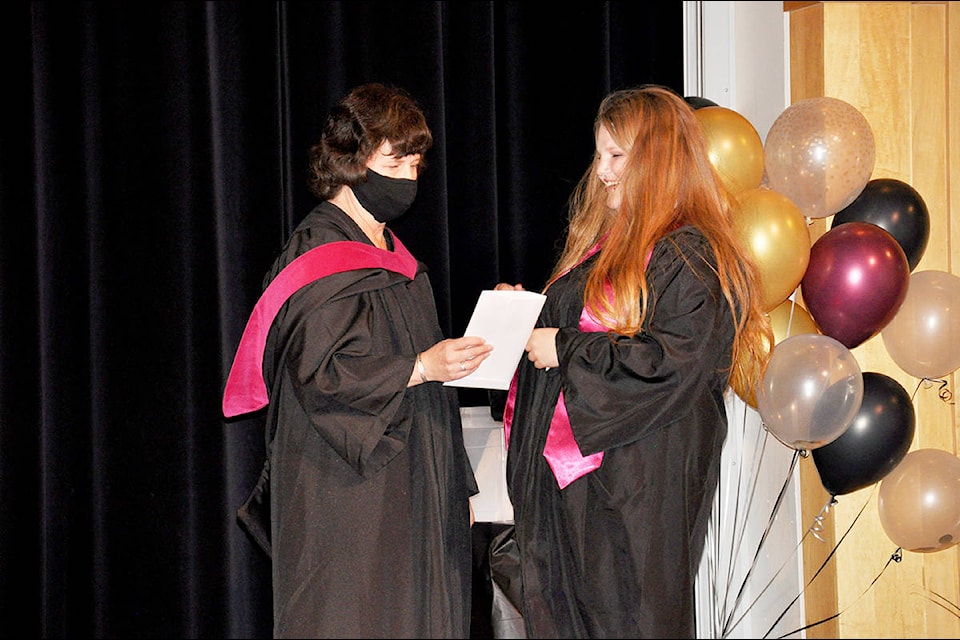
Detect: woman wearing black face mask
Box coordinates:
(224, 83, 492, 638)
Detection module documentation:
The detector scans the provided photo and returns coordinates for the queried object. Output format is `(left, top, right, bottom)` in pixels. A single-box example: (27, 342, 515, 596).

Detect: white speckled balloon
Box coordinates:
(764, 97, 875, 219)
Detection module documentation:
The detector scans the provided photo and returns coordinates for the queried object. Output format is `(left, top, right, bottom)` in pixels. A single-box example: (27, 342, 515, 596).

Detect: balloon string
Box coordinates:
(720, 452, 807, 638)
(713, 406, 767, 636)
(760, 488, 877, 638)
(928, 378, 954, 404)
(770, 546, 901, 639)
(718, 400, 772, 625)
(784, 293, 798, 336)
(724, 415, 773, 591)
(722, 492, 831, 638)
(915, 589, 960, 619)
(720, 449, 800, 637)
(911, 377, 955, 405)
(720, 402, 772, 630)
(809, 495, 837, 543)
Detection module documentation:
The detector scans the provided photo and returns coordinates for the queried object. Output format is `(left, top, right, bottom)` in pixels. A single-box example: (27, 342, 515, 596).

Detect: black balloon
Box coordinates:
(685, 95, 718, 110)
(831, 178, 930, 271)
(812, 372, 916, 496)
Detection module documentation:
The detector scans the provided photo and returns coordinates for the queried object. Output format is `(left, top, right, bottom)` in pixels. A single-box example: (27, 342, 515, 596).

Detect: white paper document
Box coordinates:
(444, 289, 547, 390)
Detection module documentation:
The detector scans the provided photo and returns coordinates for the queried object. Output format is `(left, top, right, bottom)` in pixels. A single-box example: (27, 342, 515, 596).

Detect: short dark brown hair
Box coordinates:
(306, 83, 433, 200)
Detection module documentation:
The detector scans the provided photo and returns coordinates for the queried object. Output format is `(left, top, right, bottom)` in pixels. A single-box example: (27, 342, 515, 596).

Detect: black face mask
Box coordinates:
(352, 169, 418, 223)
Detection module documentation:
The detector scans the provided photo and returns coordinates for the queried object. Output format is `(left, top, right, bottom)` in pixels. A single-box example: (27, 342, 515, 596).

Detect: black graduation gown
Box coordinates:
(506, 226, 735, 639)
(261, 202, 478, 638)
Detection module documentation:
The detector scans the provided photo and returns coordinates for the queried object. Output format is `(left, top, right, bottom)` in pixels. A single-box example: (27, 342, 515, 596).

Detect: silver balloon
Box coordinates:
(757, 333, 864, 451)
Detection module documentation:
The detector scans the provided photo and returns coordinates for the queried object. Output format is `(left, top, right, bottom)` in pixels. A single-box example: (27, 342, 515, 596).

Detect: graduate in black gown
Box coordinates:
(497, 85, 773, 638)
(224, 83, 493, 638)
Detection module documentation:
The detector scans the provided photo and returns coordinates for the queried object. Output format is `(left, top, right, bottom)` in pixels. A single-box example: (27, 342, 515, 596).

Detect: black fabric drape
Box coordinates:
(0, 2, 681, 637)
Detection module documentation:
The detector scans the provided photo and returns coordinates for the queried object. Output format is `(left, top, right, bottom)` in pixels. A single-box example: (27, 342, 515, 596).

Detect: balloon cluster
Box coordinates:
(689, 95, 960, 553)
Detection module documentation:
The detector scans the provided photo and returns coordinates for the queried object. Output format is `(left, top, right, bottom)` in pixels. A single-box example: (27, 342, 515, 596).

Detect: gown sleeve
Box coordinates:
(557, 231, 735, 456)
(266, 268, 425, 477)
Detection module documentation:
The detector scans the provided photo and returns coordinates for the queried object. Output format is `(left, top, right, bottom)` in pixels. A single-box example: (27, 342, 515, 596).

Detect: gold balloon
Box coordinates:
(695, 106, 765, 196)
(733, 187, 812, 311)
(734, 299, 820, 408)
(769, 298, 820, 343)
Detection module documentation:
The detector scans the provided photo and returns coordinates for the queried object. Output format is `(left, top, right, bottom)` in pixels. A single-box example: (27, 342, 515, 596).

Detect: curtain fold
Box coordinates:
(0, 2, 682, 636)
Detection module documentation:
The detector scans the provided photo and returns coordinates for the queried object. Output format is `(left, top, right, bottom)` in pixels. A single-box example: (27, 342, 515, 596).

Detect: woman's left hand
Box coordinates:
(525, 327, 559, 370)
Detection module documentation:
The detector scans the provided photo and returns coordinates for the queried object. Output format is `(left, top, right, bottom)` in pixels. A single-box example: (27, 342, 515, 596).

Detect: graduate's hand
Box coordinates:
(415, 336, 493, 384)
(494, 282, 525, 291)
(525, 327, 559, 370)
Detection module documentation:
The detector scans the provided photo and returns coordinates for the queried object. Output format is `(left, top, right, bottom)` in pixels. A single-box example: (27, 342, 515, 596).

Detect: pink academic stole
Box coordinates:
(222, 239, 417, 418)
(503, 242, 651, 489)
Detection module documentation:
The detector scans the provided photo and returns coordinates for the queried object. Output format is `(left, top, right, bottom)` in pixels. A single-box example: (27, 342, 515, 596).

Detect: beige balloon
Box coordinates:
(878, 448, 960, 553)
(695, 106, 765, 196)
(881, 270, 960, 379)
(733, 188, 812, 312)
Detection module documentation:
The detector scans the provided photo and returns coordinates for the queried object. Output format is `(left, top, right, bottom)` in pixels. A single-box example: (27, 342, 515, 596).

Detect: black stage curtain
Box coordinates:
(0, 2, 682, 637)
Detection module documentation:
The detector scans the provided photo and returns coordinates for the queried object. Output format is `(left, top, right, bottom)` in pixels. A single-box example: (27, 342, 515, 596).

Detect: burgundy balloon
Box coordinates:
(801, 222, 910, 348)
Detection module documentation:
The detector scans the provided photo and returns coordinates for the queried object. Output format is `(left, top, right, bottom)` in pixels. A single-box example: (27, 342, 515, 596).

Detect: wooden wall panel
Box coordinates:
(786, 2, 960, 638)
(788, 5, 837, 639)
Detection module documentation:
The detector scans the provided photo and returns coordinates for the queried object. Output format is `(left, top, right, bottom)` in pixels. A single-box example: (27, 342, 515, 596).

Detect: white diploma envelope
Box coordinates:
(444, 289, 547, 390)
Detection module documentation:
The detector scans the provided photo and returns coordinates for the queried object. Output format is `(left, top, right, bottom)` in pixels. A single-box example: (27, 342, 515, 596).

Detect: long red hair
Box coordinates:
(546, 85, 772, 395)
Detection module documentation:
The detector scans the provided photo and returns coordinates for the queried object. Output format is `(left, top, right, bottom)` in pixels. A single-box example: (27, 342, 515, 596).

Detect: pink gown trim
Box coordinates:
(222, 238, 417, 418)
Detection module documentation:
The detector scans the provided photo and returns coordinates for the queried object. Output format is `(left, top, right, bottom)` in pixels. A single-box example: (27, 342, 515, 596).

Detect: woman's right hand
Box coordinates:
(525, 327, 559, 370)
(494, 282, 525, 291)
(416, 337, 494, 384)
